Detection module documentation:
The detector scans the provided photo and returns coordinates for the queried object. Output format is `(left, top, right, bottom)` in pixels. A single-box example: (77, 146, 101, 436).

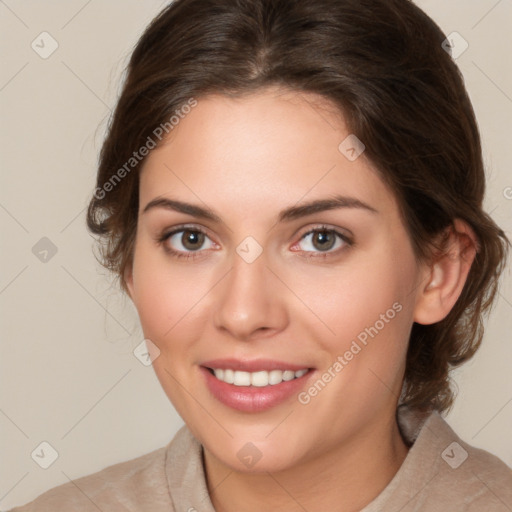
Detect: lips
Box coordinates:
(200, 358, 314, 412)
(201, 358, 310, 372)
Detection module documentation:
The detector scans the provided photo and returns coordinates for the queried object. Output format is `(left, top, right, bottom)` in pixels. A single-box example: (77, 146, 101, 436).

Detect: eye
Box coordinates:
(292, 226, 352, 257)
(157, 224, 352, 260)
(158, 226, 215, 259)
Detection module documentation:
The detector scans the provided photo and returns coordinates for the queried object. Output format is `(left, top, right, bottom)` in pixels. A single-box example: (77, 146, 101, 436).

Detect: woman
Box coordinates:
(11, 0, 511, 510)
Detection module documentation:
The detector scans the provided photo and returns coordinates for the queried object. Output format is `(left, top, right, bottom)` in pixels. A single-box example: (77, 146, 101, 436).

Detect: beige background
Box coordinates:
(1, 0, 511, 509)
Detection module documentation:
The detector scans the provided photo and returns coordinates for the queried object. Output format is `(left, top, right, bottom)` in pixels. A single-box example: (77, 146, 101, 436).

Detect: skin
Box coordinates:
(125, 86, 476, 512)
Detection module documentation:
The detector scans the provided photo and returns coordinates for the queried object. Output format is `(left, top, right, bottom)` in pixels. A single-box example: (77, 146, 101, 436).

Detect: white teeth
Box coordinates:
(211, 368, 309, 386)
(268, 370, 283, 385)
(282, 370, 295, 381)
(233, 370, 251, 386)
(251, 371, 269, 387)
(223, 368, 235, 384)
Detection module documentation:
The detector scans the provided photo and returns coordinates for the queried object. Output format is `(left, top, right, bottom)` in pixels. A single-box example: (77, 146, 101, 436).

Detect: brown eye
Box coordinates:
(311, 230, 336, 251)
(162, 227, 215, 256)
(181, 229, 206, 251)
(295, 227, 351, 256)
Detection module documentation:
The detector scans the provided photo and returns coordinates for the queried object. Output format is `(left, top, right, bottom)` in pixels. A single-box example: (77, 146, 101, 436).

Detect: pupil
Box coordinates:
(314, 230, 335, 251)
(183, 230, 204, 250)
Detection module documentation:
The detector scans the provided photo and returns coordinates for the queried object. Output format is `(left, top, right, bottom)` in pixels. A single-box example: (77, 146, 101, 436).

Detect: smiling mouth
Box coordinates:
(201, 363, 314, 412)
(206, 367, 309, 387)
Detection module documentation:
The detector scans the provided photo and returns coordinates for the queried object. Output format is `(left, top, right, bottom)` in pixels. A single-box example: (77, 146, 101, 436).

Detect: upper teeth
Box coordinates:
(212, 368, 308, 387)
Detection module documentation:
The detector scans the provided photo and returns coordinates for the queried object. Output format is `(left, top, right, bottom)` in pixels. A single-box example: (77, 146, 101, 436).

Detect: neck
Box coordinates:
(203, 412, 409, 512)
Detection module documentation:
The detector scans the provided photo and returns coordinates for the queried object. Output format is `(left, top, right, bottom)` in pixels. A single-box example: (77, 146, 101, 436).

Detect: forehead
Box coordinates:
(139, 87, 398, 220)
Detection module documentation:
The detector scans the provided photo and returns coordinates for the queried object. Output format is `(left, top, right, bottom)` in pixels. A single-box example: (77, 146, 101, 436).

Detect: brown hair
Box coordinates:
(87, 0, 509, 413)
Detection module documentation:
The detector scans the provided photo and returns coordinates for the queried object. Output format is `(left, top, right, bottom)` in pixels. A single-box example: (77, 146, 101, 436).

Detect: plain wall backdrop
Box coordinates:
(1, 0, 511, 509)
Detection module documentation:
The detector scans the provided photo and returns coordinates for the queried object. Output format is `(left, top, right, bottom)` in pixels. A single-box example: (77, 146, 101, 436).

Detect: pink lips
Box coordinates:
(200, 358, 313, 413)
(201, 358, 310, 372)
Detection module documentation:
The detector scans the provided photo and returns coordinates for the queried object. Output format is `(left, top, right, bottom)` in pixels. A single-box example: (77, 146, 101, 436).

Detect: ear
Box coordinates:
(413, 219, 478, 325)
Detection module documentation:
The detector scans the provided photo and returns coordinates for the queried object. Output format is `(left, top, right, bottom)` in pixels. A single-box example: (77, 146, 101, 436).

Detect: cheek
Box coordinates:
(291, 245, 418, 397)
(294, 267, 415, 418)
(130, 243, 211, 346)
(300, 251, 416, 342)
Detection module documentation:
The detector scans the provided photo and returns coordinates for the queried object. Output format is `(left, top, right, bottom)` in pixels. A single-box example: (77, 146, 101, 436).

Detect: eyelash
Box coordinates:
(156, 224, 353, 261)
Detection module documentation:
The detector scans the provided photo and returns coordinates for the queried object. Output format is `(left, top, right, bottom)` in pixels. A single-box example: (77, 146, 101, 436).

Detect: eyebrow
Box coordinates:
(142, 194, 378, 223)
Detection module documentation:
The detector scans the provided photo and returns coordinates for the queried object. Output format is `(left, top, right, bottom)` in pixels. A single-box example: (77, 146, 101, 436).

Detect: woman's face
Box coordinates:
(126, 87, 429, 472)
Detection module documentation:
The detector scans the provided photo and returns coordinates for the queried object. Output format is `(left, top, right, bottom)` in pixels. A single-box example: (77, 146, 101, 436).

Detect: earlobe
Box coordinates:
(413, 219, 478, 325)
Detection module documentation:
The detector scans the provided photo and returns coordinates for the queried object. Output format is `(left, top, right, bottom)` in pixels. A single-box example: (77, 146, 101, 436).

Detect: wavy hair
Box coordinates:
(87, 0, 509, 413)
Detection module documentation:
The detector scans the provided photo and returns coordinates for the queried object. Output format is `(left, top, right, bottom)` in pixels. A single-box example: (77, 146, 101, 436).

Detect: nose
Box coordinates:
(212, 248, 289, 341)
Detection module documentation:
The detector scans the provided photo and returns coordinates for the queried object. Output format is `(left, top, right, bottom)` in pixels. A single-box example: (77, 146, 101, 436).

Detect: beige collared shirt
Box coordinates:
(9, 407, 512, 511)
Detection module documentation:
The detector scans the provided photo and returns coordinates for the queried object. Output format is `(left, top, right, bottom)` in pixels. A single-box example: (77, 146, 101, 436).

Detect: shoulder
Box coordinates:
(398, 408, 512, 511)
(7, 429, 190, 512)
(438, 418, 512, 510)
